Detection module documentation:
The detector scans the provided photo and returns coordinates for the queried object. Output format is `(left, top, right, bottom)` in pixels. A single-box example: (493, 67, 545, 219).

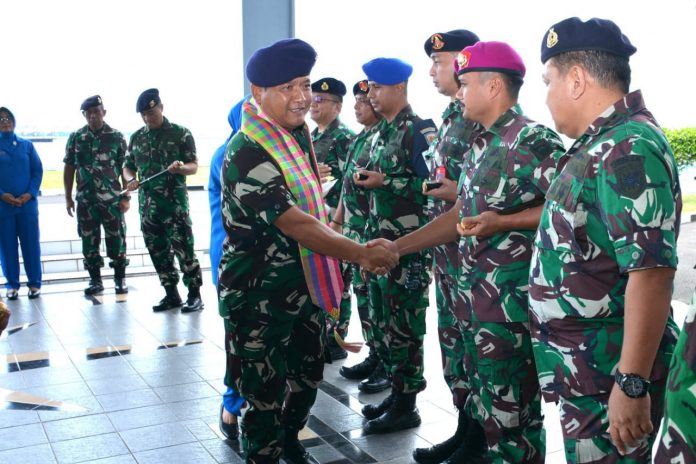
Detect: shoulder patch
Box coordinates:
(611, 156, 646, 200)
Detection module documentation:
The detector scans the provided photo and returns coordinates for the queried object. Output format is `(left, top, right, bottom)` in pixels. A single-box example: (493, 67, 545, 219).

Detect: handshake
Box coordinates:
(356, 238, 400, 275)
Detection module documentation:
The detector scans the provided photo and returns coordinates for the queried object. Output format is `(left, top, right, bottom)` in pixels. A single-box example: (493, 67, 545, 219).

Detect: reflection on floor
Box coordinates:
(0, 275, 572, 463)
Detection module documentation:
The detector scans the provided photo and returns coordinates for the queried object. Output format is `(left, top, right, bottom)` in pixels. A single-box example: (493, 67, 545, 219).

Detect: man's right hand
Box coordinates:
(360, 239, 399, 274)
(318, 163, 332, 182)
(66, 198, 75, 217)
(126, 178, 140, 192)
(1, 193, 19, 207)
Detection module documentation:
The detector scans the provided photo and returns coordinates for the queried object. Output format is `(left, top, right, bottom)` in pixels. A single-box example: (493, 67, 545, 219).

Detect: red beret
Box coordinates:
(455, 41, 526, 78)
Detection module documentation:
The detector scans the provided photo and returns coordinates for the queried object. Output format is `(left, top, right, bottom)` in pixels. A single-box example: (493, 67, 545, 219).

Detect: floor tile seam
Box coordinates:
(128, 439, 220, 461)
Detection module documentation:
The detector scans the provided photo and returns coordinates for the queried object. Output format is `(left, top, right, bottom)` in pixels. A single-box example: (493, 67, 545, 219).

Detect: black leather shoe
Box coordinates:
(114, 278, 128, 295)
(413, 410, 470, 464)
(443, 420, 487, 464)
(340, 350, 378, 380)
(328, 338, 347, 361)
(284, 438, 319, 464)
(363, 392, 421, 435)
(28, 288, 41, 299)
(358, 363, 390, 393)
(84, 280, 104, 295)
(152, 295, 182, 312)
(181, 296, 204, 313)
(362, 391, 395, 420)
(218, 404, 238, 440)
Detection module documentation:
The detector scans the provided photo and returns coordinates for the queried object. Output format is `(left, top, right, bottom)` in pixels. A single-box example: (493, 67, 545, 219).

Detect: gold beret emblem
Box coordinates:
(359, 80, 369, 92)
(321, 81, 329, 91)
(149, 100, 156, 108)
(457, 50, 471, 69)
(546, 27, 559, 48)
(431, 33, 445, 50)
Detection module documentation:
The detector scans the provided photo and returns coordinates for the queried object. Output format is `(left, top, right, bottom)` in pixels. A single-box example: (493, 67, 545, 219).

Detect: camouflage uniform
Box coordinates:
(219, 130, 325, 463)
(422, 101, 479, 409)
(457, 105, 563, 463)
(655, 291, 696, 464)
(341, 125, 380, 346)
(311, 118, 355, 337)
(125, 117, 202, 289)
(528, 91, 681, 463)
(366, 106, 436, 394)
(64, 124, 129, 271)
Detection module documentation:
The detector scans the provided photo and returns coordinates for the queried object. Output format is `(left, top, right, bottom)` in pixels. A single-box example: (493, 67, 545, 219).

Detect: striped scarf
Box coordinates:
(240, 98, 343, 319)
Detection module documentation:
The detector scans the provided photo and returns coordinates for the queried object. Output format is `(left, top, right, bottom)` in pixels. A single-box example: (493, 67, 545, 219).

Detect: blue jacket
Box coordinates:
(0, 132, 43, 218)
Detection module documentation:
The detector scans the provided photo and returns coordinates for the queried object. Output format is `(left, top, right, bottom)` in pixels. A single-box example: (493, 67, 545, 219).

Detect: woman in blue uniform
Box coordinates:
(0, 107, 43, 299)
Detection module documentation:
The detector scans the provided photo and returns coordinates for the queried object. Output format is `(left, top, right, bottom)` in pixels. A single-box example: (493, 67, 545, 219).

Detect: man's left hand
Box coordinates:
(119, 198, 131, 213)
(353, 170, 384, 189)
(457, 211, 503, 239)
(608, 384, 652, 456)
(16, 193, 32, 206)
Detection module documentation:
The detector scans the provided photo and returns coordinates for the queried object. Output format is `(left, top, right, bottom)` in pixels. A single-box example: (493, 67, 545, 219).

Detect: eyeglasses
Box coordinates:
(0, 117, 11, 123)
(312, 95, 339, 104)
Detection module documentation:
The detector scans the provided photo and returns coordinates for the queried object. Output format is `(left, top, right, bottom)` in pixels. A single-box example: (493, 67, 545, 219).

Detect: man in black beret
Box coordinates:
(64, 95, 130, 296)
(309, 77, 355, 362)
(219, 38, 398, 464)
(124, 89, 204, 313)
(530, 17, 682, 462)
(412, 29, 484, 464)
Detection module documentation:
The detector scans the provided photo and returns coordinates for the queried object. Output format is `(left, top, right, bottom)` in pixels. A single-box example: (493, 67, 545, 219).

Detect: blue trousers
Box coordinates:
(0, 211, 41, 289)
(223, 381, 245, 415)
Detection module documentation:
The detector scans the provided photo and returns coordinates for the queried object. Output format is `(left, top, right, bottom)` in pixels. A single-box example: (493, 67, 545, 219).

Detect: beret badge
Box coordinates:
(321, 81, 329, 91)
(546, 27, 559, 48)
(457, 50, 471, 69)
(359, 81, 369, 92)
(97, 96, 102, 104)
(149, 100, 156, 108)
(431, 33, 445, 50)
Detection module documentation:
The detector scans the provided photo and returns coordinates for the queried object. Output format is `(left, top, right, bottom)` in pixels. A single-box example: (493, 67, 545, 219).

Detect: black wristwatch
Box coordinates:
(614, 370, 650, 398)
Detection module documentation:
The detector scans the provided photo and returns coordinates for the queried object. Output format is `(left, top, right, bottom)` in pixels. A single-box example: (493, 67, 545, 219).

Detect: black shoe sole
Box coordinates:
(152, 303, 182, 312)
(358, 380, 391, 393)
(363, 414, 421, 435)
(339, 365, 375, 380)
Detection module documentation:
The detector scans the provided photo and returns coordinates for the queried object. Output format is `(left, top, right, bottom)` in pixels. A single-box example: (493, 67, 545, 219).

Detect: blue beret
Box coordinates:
(246, 38, 317, 87)
(353, 80, 369, 95)
(136, 88, 161, 113)
(362, 58, 413, 85)
(80, 95, 103, 112)
(424, 29, 480, 56)
(541, 17, 637, 64)
(311, 77, 347, 98)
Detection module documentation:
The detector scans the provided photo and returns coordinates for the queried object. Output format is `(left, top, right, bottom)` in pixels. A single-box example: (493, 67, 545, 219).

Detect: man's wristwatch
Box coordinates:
(614, 370, 650, 398)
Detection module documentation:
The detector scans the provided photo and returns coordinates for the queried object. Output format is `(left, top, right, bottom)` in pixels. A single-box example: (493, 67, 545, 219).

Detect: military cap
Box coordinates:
(424, 29, 480, 56)
(136, 88, 161, 113)
(353, 80, 369, 95)
(80, 95, 103, 112)
(0, 107, 15, 125)
(362, 58, 412, 85)
(246, 38, 317, 87)
(541, 17, 637, 63)
(311, 78, 347, 98)
(455, 41, 526, 78)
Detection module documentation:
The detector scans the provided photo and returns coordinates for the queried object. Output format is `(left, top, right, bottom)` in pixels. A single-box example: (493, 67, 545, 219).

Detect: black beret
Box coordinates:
(136, 88, 161, 113)
(246, 38, 317, 87)
(80, 95, 103, 112)
(0, 107, 15, 125)
(311, 78, 347, 98)
(541, 17, 637, 64)
(424, 29, 480, 56)
(353, 80, 369, 95)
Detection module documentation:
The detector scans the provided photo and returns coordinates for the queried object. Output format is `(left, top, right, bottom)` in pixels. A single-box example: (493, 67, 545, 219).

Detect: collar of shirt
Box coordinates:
(585, 89, 646, 137)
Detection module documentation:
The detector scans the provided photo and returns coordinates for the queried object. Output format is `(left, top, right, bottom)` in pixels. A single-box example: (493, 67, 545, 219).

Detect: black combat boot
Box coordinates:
(361, 389, 396, 420)
(84, 268, 104, 295)
(114, 265, 128, 295)
(283, 428, 319, 464)
(326, 333, 347, 361)
(363, 391, 421, 435)
(358, 362, 390, 393)
(442, 418, 487, 464)
(181, 286, 204, 313)
(340, 349, 378, 380)
(413, 407, 471, 464)
(152, 285, 182, 312)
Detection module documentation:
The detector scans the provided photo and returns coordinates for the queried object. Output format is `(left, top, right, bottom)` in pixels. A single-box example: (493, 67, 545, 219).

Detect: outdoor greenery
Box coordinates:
(665, 127, 696, 169)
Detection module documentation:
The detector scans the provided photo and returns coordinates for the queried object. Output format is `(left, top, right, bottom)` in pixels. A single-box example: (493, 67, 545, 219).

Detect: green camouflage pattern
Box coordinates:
(64, 123, 129, 270)
(311, 118, 354, 209)
(463, 321, 545, 463)
(366, 105, 436, 393)
(219, 130, 325, 463)
(125, 117, 202, 288)
(528, 90, 681, 462)
(351, 263, 373, 347)
(655, 292, 696, 464)
(436, 273, 469, 408)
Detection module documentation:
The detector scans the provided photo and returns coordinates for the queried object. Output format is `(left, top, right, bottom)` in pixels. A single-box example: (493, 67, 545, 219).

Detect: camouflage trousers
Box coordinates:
(351, 263, 373, 348)
(76, 199, 128, 270)
(558, 381, 666, 464)
(463, 321, 545, 463)
(141, 208, 202, 289)
(655, 298, 696, 464)
(368, 257, 429, 394)
(224, 288, 325, 464)
(332, 261, 354, 339)
(435, 273, 470, 409)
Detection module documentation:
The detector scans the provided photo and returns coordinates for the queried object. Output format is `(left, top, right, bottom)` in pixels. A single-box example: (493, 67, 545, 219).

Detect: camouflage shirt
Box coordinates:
(366, 105, 437, 243)
(311, 118, 354, 209)
(125, 117, 197, 214)
(64, 123, 127, 203)
(528, 90, 681, 398)
(457, 105, 563, 323)
(422, 101, 480, 275)
(217, 129, 312, 318)
(341, 124, 380, 242)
